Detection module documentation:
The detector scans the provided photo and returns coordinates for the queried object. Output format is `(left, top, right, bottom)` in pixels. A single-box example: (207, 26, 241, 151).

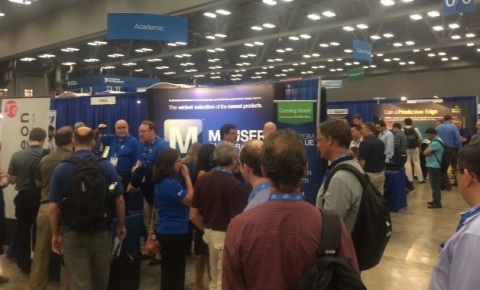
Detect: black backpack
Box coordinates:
(60, 156, 115, 233)
(404, 127, 419, 149)
(431, 140, 449, 172)
(297, 211, 366, 290)
(323, 163, 392, 271)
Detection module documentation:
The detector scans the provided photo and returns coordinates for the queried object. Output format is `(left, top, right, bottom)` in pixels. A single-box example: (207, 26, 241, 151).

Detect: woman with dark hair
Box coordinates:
(153, 148, 193, 290)
(191, 143, 215, 290)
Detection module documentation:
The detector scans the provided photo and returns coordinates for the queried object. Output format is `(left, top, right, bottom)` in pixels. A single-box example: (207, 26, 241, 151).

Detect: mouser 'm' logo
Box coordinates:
(104, 78, 124, 84)
(164, 119, 203, 154)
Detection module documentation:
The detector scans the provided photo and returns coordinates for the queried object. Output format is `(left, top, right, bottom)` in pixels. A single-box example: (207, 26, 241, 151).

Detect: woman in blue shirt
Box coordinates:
(153, 148, 193, 290)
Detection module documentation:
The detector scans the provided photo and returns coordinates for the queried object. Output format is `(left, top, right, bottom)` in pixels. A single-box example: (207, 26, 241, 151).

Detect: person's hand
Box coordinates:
(116, 226, 127, 240)
(52, 234, 63, 255)
(126, 183, 135, 193)
(180, 164, 190, 179)
(97, 124, 107, 130)
(131, 165, 139, 173)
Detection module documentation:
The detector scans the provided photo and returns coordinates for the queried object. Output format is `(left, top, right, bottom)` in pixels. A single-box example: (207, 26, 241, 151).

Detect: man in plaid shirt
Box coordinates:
(392, 122, 407, 167)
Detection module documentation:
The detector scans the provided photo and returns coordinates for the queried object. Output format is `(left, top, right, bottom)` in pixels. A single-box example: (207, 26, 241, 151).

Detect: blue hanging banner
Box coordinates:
(353, 40, 372, 63)
(443, 0, 476, 16)
(107, 13, 188, 43)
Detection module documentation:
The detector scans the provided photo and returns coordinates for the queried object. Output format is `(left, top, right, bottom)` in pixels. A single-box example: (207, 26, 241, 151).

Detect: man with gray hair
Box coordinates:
(190, 141, 246, 290)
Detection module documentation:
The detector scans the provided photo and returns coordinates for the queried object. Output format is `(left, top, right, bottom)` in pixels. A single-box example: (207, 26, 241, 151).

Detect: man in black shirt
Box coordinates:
(358, 122, 385, 194)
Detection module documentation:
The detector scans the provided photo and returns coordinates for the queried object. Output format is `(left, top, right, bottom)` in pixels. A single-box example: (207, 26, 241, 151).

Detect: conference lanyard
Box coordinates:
(250, 181, 270, 200)
(268, 193, 304, 201)
(322, 153, 353, 184)
(457, 204, 480, 232)
(213, 167, 233, 176)
(142, 137, 158, 164)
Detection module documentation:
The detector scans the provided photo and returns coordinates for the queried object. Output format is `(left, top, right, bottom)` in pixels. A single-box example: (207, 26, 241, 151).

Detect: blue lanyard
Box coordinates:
(268, 193, 304, 201)
(142, 137, 157, 164)
(457, 205, 480, 232)
(213, 167, 233, 175)
(250, 181, 270, 200)
(322, 153, 352, 184)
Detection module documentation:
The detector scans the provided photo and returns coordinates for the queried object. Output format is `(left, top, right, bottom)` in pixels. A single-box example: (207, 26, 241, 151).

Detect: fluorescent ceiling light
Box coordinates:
(370, 35, 381, 40)
(216, 9, 231, 15)
(262, 0, 277, 5)
(343, 26, 355, 31)
(441, 58, 448, 61)
(215, 47, 225, 51)
(9, 0, 31, 5)
(467, 43, 475, 46)
(289, 36, 300, 40)
(438, 52, 446, 56)
(451, 35, 461, 39)
(61, 47, 79, 52)
(204, 12, 216, 18)
(384, 58, 392, 62)
(253, 42, 264, 46)
(383, 33, 394, 38)
(214, 33, 227, 38)
(308, 14, 321, 20)
(244, 43, 254, 47)
(276, 49, 285, 53)
(393, 57, 401, 61)
(285, 48, 293, 51)
(408, 61, 415, 64)
(300, 34, 311, 39)
(424, 48, 431, 51)
(303, 55, 312, 58)
(312, 53, 320, 57)
(167, 43, 178, 47)
(377, 53, 384, 56)
(206, 35, 216, 39)
(433, 26, 444, 31)
(370, 65, 377, 68)
(449, 23, 460, 29)
(413, 49, 420, 52)
(451, 56, 459, 60)
(466, 33, 475, 38)
(428, 53, 435, 57)
(155, 66, 169, 69)
(20, 57, 35, 62)
(101, 66, 115, 70)
(176, 42, 187, 46)
(85, 58, 100, 62)
(319, 43, 329, 47)
(401, 0, 414, 2)
(410, 14, 422, 20)
(62, 62, 75, 66)
(427, 11, 440, 17)
(405, 41, 415, 45)
(344, 49, 353, 53)
(207, 49, 216, 52)
(251, 26, 263, 31)
(263, 23, 276, 28)
(135, 48, 152, 52)
(357, 24, 368, 29)
(330, 42, 340, 46)
(39, 54, 55, 58)
(135, 69, 144, 72)
(147, 59, 162, 62)
(0, 13, 5, 17)
(381, 0, 395, 6)
(322, 11, 336, 17)
(88, 41, 107, 46)
(393, 43, 403, 47)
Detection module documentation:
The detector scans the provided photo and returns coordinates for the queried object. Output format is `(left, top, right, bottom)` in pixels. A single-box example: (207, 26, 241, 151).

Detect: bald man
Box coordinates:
(95, 120, 141, 210)
(239, 140, 271, 211)
(263, 122, 277, 140)
(49, 127, 126, 289)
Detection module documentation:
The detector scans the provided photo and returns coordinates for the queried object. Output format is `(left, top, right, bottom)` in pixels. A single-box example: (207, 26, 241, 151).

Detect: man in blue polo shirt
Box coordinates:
(423, 128, 445, 209)
(49, 127, 126, 290)
(127, 120, 169, 265)
(95, 119, 141, 211)
(436, 115, 461, 191)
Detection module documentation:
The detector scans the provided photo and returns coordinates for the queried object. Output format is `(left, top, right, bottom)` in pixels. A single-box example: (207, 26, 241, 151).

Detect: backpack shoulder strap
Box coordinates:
(63, 156, 82, 165)
(430, 140, 445, 164)
(318, 210, 342, 256)
(324, 163, 368, 192)
(91, 155, 106, 163)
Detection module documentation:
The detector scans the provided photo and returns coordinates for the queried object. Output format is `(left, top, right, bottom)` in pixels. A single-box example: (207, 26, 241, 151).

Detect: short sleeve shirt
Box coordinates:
(358, 135, 385, 173)
(155, 177, 189, 234)
(426, 137, 444, 169)
(8, 146, 45, 191)
(101, 134, 141, 172)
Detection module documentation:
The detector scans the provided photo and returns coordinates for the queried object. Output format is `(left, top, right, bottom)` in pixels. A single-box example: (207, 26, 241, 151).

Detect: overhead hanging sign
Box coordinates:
(321, 80, 342, 89)
(443, 0, 476, 16)
(107, 13, 188, 43)
(353, 40, 372, 62)
(347, 67, 365, 81)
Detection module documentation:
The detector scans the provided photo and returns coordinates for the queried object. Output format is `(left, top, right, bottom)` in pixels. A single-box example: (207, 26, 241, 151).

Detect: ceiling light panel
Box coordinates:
(308, 14, 321, 20)
(343, 26, 355, 31)
(215, 9, 231, 15)
(381, 0, 395, 6)
(263, 23, 276, 28)
(251, 26, 263, 31)
(433, 26, 444, 31)
(61, 47, 79, 52)
(39, 54, 55, 58)
(9, 0, 31, 5)
(410, 14, 422, 20)
(204, 12, 216, 18)
(356, 24, 369, 29)
(449, 23, 460, 29)
(322, 11, 336, 17)
(262, 0, 277, 5)
(427, 11, 440, 17)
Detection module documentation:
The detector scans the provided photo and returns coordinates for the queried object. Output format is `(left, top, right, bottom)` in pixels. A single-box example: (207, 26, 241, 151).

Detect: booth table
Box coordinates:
(384, 170, 408, 212)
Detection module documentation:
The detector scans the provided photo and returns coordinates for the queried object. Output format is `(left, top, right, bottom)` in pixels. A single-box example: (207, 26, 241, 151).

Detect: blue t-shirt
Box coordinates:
(155, 177, 189, 234)
(139, 136, 170, 165)
(49, 150, 123, 203)
(426, 137, 445, 169)
(101, 134, 141, 172)
(436, 123, 461, 150)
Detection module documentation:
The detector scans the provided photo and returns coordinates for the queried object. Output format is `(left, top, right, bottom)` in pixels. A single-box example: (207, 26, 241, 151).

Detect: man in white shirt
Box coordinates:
(376, 121, 394, 164)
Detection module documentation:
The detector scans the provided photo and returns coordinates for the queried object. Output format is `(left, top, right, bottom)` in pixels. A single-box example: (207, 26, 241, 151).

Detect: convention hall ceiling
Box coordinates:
(1, 0, 480, 86)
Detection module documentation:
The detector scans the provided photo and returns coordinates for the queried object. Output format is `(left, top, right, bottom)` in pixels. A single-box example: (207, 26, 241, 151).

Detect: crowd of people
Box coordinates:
(0, 113, 478, 290)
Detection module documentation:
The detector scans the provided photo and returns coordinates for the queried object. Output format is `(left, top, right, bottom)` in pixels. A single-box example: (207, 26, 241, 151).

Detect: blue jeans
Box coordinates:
(428, 168, 442, 204)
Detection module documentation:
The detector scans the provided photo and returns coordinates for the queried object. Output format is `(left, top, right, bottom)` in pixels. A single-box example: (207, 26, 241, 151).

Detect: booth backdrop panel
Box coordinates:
(51, 93, 147, 134)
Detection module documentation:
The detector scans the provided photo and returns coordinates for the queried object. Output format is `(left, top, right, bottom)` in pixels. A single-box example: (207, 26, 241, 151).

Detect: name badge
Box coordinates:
(110, 157, 118, 167)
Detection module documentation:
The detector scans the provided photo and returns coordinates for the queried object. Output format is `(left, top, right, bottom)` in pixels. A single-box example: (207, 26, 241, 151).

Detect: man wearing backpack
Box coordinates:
(423, 128, 445, 209)
(403, 118, 425, 192)
(49, 127, 126, 290)
(8, 127, 47, 274)
(222, 130, 359, 290)
(315, 118, 363, 232)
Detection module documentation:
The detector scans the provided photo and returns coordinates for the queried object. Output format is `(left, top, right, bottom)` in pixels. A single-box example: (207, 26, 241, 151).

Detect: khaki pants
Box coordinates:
(203, 228, 226, 290)
(30, 203, 69, 290)
(367, 171, 385, 194)
(405, 148, 424, 182)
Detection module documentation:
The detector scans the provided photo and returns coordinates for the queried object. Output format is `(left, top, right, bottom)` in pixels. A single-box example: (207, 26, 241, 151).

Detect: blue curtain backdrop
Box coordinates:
(50, 92, 147, 134)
